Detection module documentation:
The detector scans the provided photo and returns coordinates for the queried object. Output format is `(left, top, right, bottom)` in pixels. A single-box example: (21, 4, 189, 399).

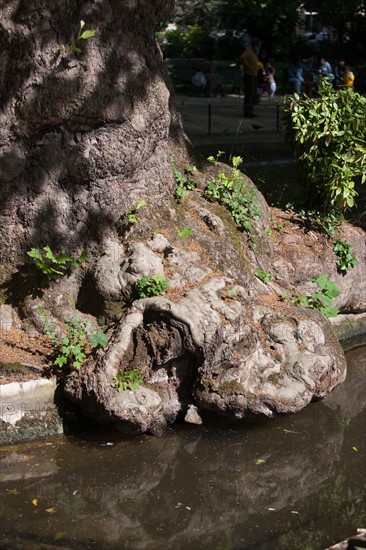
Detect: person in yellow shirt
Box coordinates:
(343, 66, 355, 88)
(237, 37, 262, 118)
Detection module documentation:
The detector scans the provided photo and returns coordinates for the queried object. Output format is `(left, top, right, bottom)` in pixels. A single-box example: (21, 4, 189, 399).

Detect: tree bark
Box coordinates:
(0, 0, 176, 265)
(1, 1, 364, 435)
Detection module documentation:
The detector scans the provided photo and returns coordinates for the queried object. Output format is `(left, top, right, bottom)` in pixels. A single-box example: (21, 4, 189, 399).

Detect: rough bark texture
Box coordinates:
(1, 1, 364, 435)
(0, 0, 176, 265)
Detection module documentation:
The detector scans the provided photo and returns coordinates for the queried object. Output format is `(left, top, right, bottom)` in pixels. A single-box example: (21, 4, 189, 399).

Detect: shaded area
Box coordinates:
(0, 0, 177, 267)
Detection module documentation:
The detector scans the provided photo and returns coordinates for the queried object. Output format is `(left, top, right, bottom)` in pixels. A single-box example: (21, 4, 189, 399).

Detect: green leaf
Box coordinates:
(255, 269, 273, 283)
(79, 30, 95, 40)
(72, 344, 81, 355)
(135, 199, 147, 210)
(297, 295, 309, 307)
(27, 248, 43, 261)
(79, 250, 88, 263)
(177, 226, 193, 239)
(320, 304, 339, 318)
(283, 83, 366, 213)
(113, 369, 143, 392)
(43, 246, 58, 263)
(54, 356, 67, 367)
(136, 275, 168, 298)
(89, 331, 109, 349)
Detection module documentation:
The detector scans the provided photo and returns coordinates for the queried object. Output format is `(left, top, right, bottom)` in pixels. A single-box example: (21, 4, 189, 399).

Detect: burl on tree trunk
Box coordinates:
(0, 1, 365, 435)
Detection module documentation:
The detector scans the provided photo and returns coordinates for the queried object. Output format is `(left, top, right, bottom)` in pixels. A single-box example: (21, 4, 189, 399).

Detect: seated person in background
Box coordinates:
(288, 57, 304, 94)
(343, 65, 355, 88)
(318, 57, 334, 82)
(191, 70, 207, 96)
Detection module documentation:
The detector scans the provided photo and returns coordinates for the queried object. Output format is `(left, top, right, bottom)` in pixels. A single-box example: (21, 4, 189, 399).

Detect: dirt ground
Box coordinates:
(0, 329, 52, 384)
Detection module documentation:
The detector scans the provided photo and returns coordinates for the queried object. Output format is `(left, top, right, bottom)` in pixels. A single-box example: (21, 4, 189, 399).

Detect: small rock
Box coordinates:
(147, 234, 169, 252)
(0, 304, 21, 330)
(184, 405, 202, 425)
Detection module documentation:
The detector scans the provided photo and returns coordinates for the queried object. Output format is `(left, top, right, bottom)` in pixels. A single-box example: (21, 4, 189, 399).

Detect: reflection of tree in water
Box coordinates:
(1, 344, 364, 550)
(278, 473, 365, 550)
(279, 343, 366, 550)
(323, 343, 366, 420)
(2, 404, 345, 549)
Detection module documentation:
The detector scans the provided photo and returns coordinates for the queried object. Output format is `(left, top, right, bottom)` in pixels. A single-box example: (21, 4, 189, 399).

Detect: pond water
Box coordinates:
(1, 337, 365, 550)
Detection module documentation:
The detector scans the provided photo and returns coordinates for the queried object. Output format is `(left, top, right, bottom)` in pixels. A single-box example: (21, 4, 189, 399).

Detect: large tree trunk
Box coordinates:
(0, 0, 177, 265)
(1, 1, 364, 435)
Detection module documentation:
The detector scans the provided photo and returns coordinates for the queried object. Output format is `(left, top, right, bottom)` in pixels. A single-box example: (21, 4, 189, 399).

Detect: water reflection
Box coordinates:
(0, 343, 365, 550)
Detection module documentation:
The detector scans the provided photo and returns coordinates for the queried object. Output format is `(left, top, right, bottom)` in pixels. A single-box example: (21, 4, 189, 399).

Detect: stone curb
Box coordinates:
(0, 379, 57, 424)
(0, 378, 63, 445)
(330, 312, 366, 342)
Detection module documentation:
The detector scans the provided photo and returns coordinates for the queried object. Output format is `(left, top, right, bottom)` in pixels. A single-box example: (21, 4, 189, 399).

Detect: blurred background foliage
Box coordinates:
(157, 0, 366, 63)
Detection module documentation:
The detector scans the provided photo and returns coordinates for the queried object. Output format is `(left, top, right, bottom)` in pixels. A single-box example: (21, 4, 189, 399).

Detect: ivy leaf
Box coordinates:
(54, 356, 67, 367)
(89, 331, 109, 349)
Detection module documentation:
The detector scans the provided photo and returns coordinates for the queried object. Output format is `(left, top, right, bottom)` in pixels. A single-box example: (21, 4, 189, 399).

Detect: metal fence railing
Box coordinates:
(174, 97, 284, 136)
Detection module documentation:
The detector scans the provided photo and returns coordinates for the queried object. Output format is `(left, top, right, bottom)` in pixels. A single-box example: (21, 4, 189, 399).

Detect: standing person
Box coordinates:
(265, 66, 276, 97)
(343, 65, 355, 88)
(237, 37, 262, 118)
(288, 57, 304, 94)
